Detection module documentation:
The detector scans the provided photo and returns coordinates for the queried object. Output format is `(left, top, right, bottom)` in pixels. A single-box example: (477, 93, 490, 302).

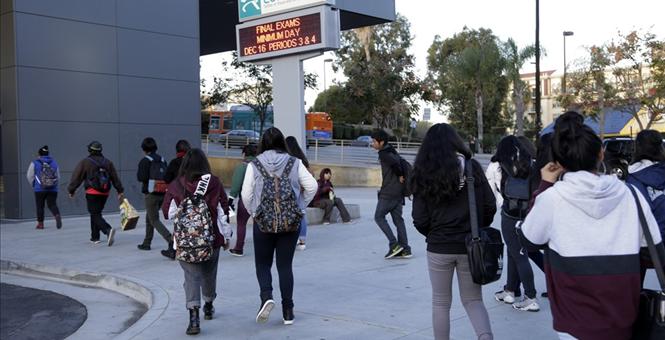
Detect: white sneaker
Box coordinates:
(256, 299, 275, 323)
(296, 243, 306, 251)
(107, 228, 116, 247)
(513, 297, 540, 312)
(322, 221, 330, 225)
(343, 220, 356, 225)
(494, 290, 515, 304)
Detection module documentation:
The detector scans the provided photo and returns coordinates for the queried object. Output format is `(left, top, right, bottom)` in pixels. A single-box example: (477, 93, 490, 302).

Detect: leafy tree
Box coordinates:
(335, 14, 422, 129)
(311, 85, 368, 124)
(427, 27, 509, 151)
(503, 38, 536, 136)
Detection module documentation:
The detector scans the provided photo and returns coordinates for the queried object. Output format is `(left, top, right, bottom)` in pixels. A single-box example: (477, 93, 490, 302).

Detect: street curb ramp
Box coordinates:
(0, 259, 170, 340)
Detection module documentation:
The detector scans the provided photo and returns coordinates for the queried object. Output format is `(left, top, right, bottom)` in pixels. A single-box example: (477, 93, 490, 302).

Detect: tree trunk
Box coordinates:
(515, 88, 525, 136)
(598, 93, 605, 140)
(259, 111, 265, 135)
(475, 89, 484, 153)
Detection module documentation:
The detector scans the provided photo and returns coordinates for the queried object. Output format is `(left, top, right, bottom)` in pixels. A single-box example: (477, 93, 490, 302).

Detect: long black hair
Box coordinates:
(532, 133, 554, 183)
(285, 136, 310, 168)
(632, 129, 665, 164)
(259, 127, 288, 154)
(495, 135, 533, 179)
(410, 123, 472, 204)
(551, 111, 602, 172)
(179, 148, 211, 181)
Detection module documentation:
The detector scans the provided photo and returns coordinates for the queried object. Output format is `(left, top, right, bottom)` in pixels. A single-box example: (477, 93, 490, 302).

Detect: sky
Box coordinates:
(200, 0, 665, 123)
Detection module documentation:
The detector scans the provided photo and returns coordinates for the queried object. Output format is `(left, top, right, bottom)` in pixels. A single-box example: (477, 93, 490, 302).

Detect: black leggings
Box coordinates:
(253, 224, 299, 309)
(35, 192, 60, 222)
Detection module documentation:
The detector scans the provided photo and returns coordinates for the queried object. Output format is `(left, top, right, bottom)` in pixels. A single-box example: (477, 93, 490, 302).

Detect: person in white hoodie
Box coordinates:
(520, 112, 665, 340)
(241, 128, 317, 326)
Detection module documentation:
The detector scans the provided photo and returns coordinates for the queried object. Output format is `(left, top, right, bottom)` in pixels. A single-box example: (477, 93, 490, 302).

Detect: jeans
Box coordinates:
(179, 248, 220, 309)
(34, 191, 59, 222)
(511, 251, 545, 297)
(375, 198, 410, 251)
(298, 217, 307, 240)
(314, 198, 351, 223)
(234, 198, 250, 251)
(86, 194, 112, 241)
(143, 194, 171, 246)
(427, 252, 493, 340)
(501, 214, 537, 299)
(253, 224, 299, 308)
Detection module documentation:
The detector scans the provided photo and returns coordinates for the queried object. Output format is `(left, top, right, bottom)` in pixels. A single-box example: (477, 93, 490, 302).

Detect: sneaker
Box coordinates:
(90, 239, 102, 244)
(296, 240, 306, 251)
(343, 220, 356, 225)
(137, 244, 151, 251)
(283, 308, 294, 325)
(398, 249, 413, 258)
(55, 215, 62, 229)
(256, 299, 275, 323)
(494, 290, 516, 304)
(229, 249, 244, 257)
(513, 297, 540, 312)
(107, 228, 116, 247)
(322, 221, 330, 225)
(384, 244, 404, 259)
(161, 249, 176, 260)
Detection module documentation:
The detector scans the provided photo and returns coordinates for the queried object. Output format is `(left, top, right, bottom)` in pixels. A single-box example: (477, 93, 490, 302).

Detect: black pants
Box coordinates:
(314, 197, 351, 223)
(253, 224, 299, 309)
(35, 192, 60, 222)
(86, 194, 112, 241)
(501, 214, 537, 299)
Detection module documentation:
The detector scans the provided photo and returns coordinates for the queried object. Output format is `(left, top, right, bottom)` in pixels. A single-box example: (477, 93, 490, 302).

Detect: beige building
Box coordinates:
(519, 69, 565, 128)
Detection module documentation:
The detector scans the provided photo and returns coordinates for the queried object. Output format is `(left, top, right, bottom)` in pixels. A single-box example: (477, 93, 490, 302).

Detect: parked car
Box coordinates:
(217, 130, 260, 147)
(351, 135, 372, 147)
(603, 137, 634, 180)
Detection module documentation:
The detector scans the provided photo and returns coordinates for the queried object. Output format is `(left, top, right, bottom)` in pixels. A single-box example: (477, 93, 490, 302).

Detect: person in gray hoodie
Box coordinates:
(241, 128, 317, 326)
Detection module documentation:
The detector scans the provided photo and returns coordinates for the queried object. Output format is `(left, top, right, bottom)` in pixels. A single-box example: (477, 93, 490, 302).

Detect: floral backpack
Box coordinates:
(252, 157, 303, 233)
(173, 174, 214, 263)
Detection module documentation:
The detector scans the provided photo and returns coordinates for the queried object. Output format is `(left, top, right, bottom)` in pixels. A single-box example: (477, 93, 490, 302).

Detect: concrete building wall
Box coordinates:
(1, 0, 201, 219)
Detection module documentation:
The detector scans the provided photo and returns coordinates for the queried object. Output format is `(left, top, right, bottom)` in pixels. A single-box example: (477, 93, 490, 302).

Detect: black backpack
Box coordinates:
(399, 157, 413, 197)
(87, 157, 111, 193)
(500, 164, 532, 219)
(145, 155, 167, 193)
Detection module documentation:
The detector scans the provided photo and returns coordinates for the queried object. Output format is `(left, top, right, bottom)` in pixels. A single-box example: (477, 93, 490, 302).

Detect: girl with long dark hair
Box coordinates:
(285, 136, 311, 250)
(411, 123, 496, 340)
(520, 113, 664, 339)
(161, 148, 231, 335)
(241, 128, 317, 325)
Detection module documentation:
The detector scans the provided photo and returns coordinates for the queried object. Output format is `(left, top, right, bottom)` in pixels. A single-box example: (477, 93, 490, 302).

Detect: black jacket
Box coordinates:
(412, 159, 496, 254)
(378, 143, 405, 199)
(164, 156, 184, 184)
(136, 152, 165, 195)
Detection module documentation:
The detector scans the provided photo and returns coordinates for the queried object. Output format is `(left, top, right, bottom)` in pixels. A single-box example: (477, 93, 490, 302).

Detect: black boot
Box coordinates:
(186, 307, 200, 335)
(161, 242, 176, 260)
(203, 302, 214, 320)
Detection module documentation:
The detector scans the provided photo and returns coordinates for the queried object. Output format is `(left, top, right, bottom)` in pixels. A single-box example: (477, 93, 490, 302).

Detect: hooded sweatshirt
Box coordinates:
(521, 171, 664, 340)
(240, 150, 317, 216)
(627, 160, 665, 236)
(377, 143, 405, 200)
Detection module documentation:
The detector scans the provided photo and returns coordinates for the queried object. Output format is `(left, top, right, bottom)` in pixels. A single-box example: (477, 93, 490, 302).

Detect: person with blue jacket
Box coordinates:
(26, 145, 62, 229)
(626, 129, 665, 285)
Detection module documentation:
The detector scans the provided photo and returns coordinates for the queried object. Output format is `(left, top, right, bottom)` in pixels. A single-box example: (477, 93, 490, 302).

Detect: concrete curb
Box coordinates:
(0, 259, 170, 340)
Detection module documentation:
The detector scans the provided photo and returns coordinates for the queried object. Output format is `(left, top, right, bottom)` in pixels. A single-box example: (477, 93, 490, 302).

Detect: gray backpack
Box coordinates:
(252, 157, 303, 233)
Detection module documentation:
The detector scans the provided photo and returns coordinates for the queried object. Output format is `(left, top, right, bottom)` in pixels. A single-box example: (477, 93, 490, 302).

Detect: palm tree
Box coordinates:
(504, 38, 536, 136)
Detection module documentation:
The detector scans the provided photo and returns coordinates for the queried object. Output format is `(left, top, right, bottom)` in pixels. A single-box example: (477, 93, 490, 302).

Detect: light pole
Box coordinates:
(322, 58, 333, 111)
(562, 31, 574, 95)
(535, 0, 542, 133)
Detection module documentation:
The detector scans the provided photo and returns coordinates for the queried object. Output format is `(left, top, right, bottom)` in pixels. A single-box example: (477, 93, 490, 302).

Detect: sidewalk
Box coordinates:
(0, 187, 560, 340)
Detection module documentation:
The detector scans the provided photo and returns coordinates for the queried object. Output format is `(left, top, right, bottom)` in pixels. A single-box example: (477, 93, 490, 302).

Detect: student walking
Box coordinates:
(626, 129, 665, 285)
(520, 112, 664, 340)
(228, 144, 258, 257)
(26, 145, 62, 229)
(67, 141, 124, 246)
(310, 168, 353, 224)
(162, 148, 230, 335)
(492, 136, 540, 311)
(164, 139, 191, 184)
(136, 137, 174, 258)
(411, 123, 496, 340)
(285, 136, 312, 250)
(241, 128, 317, 325)
(371, 129, 411, 259)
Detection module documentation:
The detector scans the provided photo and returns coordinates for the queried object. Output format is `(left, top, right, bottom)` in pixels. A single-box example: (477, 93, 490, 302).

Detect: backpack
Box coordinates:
(500, 164, 531, 219)
(87, 157, 111, 193)
(173, 174, 214, 263)
(36, 160, 58, 189)
(145, 155, 167, 193)
(252, 157, 303, 233)
(399, 157, 413, 197)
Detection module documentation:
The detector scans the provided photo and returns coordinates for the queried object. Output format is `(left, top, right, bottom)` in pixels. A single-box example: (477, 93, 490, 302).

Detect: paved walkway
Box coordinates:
(1, 188, 563, 339)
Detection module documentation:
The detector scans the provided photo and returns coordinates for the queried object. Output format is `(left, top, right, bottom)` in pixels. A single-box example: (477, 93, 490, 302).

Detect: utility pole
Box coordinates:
(535, 0, 542, 134)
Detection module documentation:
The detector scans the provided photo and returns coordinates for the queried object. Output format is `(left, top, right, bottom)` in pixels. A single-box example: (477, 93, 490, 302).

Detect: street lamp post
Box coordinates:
(322, 58, 333, 112)
(562, 31, 574, 95)
(535, 0, 542, 133)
